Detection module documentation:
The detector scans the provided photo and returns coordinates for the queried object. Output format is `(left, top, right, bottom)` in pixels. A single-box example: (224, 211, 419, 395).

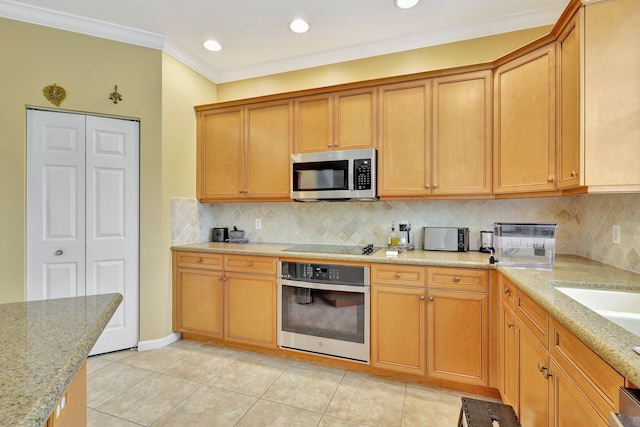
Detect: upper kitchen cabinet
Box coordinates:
(294, 93, 333, 153)
(556, 9, 582, 190)
(432, 70, 492, 195)
(196, 99, 292, 202)
(196, 106, 244, 201)
(582, 0, 640, 192)
(294, 87, 377, 153)
(493, 44, 557, 194)
(334, 87, 377, 151)
(378, 80, 431, 197)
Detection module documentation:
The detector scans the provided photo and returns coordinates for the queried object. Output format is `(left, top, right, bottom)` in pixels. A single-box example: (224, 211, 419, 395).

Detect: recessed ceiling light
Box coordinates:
(395, 0, 420, 9)
(203, 40, 222, 52)
(289, 18, 309, 34)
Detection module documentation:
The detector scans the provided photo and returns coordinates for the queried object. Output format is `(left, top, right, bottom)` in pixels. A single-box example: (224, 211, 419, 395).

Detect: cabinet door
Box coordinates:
(427, 289, 488, 385)
(245, 100, 292, 199)
(225, 272, 276, 347)
(432, 70, 492, 195)
(494, 44, 556, 193)
(371, 284, 426, 374)
(334, 87, 377, 150)
(294, 93, 334, 153)
(176, 268, 224, 338)
(584, 0, 640, 189)
(551, 359, 608, 427)
(378, 80, 431, 197)
(518, 322, 552, 427)
(556, 11, 582, 190)
(197, 106, 244, 200)
(501, 305, 519, 410)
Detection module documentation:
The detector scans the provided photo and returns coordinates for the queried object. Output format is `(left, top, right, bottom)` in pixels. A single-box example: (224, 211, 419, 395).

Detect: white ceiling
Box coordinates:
(0, 0, 569, 83)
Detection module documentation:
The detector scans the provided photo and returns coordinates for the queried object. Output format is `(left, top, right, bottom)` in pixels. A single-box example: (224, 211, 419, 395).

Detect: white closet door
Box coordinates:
(85, 115, 139, 355)
(27, 110, 86, 300)
(27, 109, 140, 355)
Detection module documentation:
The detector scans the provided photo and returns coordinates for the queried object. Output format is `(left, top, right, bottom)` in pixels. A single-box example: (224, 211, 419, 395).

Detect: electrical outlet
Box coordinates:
(255, 218, 262, 230)
(612, 225, 620, 244)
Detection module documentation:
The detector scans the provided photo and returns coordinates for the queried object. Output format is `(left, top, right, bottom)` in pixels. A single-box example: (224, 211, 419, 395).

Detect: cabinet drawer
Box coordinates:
(175, 251, 223, 270)
(550, 318, 624, 417)
(501, 276, 517, 309)
(224, 255, 277, 275)
(371, 264, 426, 286)
(427, 267, 488, 292)
(516, 290, 549, 349)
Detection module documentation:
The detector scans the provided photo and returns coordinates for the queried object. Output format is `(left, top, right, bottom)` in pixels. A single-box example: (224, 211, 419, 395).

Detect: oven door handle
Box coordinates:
(277, 278, 369, 294)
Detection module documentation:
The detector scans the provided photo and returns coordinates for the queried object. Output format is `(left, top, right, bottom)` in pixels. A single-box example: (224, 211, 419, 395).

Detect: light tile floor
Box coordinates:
(87, 340, 494, 426)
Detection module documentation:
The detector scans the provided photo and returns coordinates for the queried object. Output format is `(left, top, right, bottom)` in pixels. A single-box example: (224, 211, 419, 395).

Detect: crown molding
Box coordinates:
(0, 0, 564, 84)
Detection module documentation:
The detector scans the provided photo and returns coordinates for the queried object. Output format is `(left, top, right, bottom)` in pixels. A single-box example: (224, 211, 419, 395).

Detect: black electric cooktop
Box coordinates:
(283, 244, 381, 256)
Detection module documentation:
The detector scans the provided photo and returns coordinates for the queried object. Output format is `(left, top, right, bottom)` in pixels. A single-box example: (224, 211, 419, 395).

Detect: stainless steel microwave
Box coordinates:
(291, 148, 378, 201)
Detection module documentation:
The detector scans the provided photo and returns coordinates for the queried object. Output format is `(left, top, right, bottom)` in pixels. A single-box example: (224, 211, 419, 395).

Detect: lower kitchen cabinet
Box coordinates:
(500, 304, 518, 410)
(172, 251, 277, 347)
(371, 284, 426, 374)
(47, 362, 86, 427)
(552, 359, 605, 427)
(225, 271, 276, 347)
(500, 274, 625, 427)
(175, 268, 224, 338)
(517, 321, 552, 427)
(426, 288, 489, 385)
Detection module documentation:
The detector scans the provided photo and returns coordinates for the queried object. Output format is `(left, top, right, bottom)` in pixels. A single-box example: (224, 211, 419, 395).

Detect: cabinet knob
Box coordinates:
(196, 258, 202, 263)
(454, 276, 460, 282)
(507, 321, 514, 328)
(571, 171, 577, 178)
(395, 272, 401, 278)
(504, 288, 510, 296)
(328, 143, 332, 148)
(247, 261, 253, 266)
(55, 249, 63, 256)
(537, 363, 545, 372)
(547, 177, 554, 183)
(425, 184, 431, 189)
(433, 184, 438, 189)
(420, 295, 425, 300)
(333, 143, 338, 148)
(542, 368, 552, 379)
(428, 296, 434, 301)
(238, 189, 244, 193)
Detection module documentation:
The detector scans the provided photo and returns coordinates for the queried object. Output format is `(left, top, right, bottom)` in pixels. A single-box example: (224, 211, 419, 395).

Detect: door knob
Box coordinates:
(55, 250, 63, 256)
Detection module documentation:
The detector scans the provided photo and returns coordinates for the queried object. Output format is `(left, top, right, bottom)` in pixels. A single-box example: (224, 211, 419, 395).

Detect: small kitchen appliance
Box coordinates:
(479, 230, 494, 253)
(493, 222, 557, 268)
(423, 227, 469, 252)
(211, 227, 229, 242)
(290, 148, 377, 201)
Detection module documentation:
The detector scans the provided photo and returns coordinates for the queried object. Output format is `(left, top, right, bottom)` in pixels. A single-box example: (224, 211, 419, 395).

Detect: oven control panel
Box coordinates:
(280, 261, 369, 286)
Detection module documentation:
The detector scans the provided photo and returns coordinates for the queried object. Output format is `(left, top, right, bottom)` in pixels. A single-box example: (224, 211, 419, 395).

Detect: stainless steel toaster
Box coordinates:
(423, 227, 469, 252)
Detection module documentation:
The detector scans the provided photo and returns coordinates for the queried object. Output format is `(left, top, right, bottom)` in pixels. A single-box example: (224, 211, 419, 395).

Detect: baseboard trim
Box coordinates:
(137, 332, 181, 352)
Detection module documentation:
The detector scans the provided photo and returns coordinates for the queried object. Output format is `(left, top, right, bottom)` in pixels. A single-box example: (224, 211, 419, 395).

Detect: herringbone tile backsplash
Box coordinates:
(171, 193, 640, 274)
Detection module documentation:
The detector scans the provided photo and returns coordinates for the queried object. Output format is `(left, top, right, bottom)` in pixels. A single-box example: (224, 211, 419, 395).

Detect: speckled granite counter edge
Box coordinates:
(171, 242, 640, 387)
(25, 294, 123, 427)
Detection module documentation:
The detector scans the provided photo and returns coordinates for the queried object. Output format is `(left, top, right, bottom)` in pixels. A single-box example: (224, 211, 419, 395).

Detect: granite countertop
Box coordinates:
(0, 293, 122, 427)
(172, 241, 640, 386)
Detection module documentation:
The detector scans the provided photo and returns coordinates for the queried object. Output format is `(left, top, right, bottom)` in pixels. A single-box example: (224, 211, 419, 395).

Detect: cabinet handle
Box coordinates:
(547, 177, 554, 183)
(542, 368, 552, 379)
(333, 143, 338, 148)
(503, 288, 510, 296)
(454, 276, 460, 282)
(571, 171, 577, 178)
(507, 321, 514, 328)
(537, 363, 544, 372)
(428, 296, 434, 301)
(218, 277, 223, 281)
(328, 143, 332, 148)
(395, 273, 401, 278)
(425, 184, 431, 189)
(433, 184, 438, 189)
(420, 295, 425, 300)
(247, 261, 253, 266)
(196, 258, 202, 263)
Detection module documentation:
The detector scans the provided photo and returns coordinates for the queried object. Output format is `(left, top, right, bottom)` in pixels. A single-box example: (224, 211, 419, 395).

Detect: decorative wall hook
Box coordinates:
(109, 85, 123, 104)
(43, 83, 66, 107)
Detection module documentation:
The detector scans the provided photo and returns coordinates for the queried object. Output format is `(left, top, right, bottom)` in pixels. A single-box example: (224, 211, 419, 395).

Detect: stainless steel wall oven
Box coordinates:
(277, 261, 370, 363)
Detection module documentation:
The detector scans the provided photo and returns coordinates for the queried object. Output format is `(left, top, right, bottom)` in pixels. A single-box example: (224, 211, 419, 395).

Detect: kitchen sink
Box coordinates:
(555, 286, 640, 336)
